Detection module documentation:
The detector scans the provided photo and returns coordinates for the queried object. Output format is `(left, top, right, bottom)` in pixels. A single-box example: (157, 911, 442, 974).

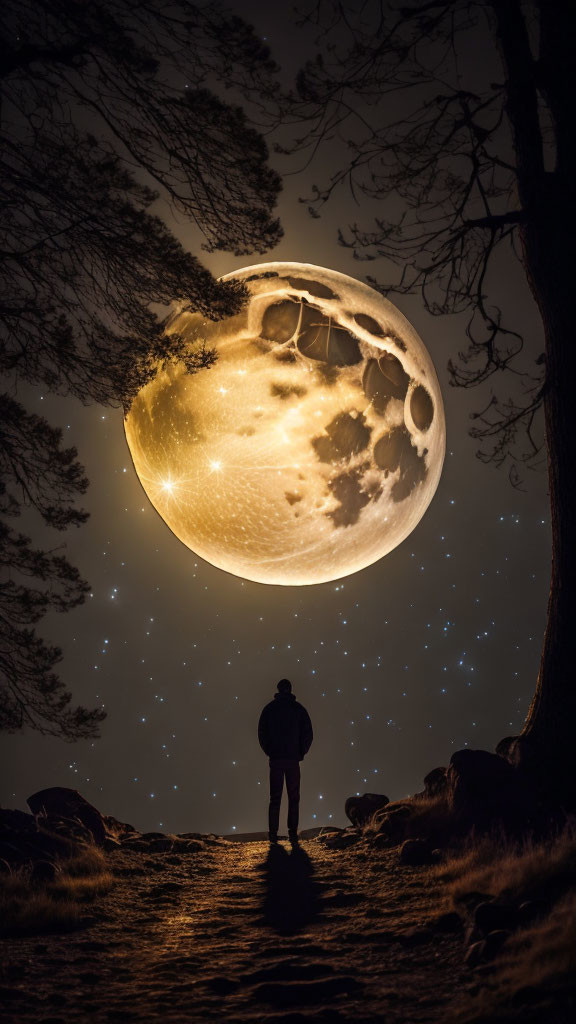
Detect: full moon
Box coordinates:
(124, 263, 445, 585)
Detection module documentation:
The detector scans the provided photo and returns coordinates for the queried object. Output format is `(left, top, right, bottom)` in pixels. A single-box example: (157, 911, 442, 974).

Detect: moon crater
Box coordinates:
(124, 262, 445, 585)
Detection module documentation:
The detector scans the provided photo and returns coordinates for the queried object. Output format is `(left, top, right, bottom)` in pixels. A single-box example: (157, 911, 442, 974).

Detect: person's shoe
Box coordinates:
(268, 833, 279, 844)
(288, 831, 299, 844)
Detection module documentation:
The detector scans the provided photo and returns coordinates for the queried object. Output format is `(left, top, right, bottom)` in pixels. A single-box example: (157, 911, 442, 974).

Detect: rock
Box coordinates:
(474, 901, 519, 934)
(318, 827, 343, 838)
(175, 839, 203, 853)
(0, 809, 37, 833)
(518, 899, 549, 927)
(465, 940, 486, 968)
(103, 815, 137, 839)
(148, 838, 173, 853)
(373, 803, 413, 842)
(423, 767, 448, 797)
(120, 838, 148, 852)
(102, 837, 122, 852)
(27, 789, 107, 845)
(30, 860, 57, 883)
(325, 831, 361, 850)
(39, 815, 94, 845)
(446, 749, 534, 831)
(398, 839, 437, 866)
(484, 929, 511, 959)
(430, 911, 463, 933)
(373, 833, 392, 849)
(495, 735, 519, 759)
(345, 793, 389, 826)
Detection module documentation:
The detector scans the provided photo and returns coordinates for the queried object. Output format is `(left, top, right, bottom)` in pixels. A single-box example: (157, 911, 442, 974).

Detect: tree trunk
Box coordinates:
(493, 0, 576, 805)
(517, 205, 576, 806)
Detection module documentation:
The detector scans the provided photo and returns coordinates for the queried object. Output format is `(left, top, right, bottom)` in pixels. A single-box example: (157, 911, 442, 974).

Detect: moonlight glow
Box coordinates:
(124, 263, 445, 585)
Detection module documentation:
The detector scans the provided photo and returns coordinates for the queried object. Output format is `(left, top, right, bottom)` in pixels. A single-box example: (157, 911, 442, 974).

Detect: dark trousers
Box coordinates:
(268, 758, 300, 836)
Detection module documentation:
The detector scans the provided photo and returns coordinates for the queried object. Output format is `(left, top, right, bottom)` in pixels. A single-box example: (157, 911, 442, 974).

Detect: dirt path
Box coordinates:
(1, 837, 471, 1023)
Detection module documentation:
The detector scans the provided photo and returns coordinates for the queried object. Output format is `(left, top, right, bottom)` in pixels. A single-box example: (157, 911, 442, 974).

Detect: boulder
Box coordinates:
(325, 830, 361, 851)
(374, 804, 413, 845)
(102, 836, 122, 852)
(120, 838, 149, 851)
(474, 901, 520, 934)
(103, 815, 137, 839)
(518, 899, 549, 927)
(483, 929, 511, 960)
(446, 749, 534, 831)
(175, 839, 203, 853)
(345, 793, 389, 826)
(38, 814, 94, 845)
(0, 809, 37, 833)
(27, 788, 107, 845)
(373, 832, 392, 850)
(495, 735, 519, 759)
(423, 767, 448, 798)
(398, 838, 438, 866)
(148, 838, 173, 853)
(465, 940, 486, 968)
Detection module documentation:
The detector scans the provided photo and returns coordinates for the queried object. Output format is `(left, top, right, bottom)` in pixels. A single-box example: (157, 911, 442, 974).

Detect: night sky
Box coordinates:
(0, 2, 550, 835)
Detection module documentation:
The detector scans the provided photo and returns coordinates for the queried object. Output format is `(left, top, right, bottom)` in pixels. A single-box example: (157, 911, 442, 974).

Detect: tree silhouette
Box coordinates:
(290, 0, 576, 804)
(1, 0, 282, 738)
(0, 396, 102, 737)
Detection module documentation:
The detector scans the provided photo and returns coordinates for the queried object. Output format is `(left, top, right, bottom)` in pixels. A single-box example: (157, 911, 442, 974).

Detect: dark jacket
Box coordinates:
(258, 693, 313, 761)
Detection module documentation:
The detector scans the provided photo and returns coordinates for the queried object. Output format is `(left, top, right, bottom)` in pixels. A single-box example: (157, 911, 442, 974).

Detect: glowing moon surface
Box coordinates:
(124, 263, 445, 585)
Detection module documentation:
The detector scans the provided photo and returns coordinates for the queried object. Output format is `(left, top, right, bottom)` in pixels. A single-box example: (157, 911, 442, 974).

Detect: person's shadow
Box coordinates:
(258, 842, 323, 935)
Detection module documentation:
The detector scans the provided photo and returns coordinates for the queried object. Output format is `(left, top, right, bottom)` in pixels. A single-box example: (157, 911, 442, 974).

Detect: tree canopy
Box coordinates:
(0, 0, 282, 738)
(289, 0, 550, 475)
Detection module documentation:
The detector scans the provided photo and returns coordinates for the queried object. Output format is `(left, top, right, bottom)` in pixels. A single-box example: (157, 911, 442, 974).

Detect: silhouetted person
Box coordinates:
(258, 679, 313, 844)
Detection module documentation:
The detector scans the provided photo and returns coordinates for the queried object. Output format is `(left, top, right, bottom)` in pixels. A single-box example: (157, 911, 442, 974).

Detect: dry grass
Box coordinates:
(0, 847, 113, 937)
(365, 793, 454, 846)
(435, 822, 576, 907)
(433, 823, 576, 1022)
(498, 890, 576, 992)
(456, 892, 576, 1023)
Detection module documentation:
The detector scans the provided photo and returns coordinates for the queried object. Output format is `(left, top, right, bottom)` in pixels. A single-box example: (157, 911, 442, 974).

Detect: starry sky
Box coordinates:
(0, 2, 551, 835)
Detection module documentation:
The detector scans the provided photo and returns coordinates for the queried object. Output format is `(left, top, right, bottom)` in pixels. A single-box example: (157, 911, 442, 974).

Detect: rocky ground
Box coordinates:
(0, 832, 472, 1024)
